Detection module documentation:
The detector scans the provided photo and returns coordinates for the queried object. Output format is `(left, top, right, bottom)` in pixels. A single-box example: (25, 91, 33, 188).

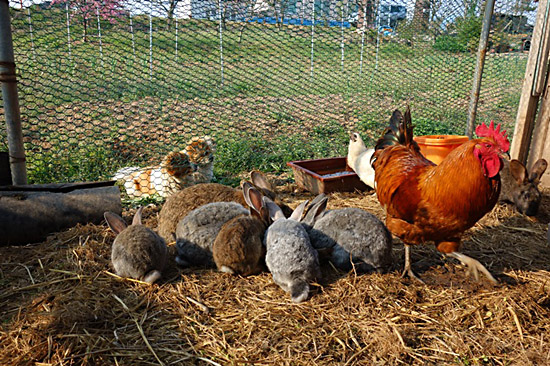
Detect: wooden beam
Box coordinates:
(528, 74, 550, 168)
(511, 0, 550, 163)
(529, 77, 550, 188)
(0, 184, 122, 246)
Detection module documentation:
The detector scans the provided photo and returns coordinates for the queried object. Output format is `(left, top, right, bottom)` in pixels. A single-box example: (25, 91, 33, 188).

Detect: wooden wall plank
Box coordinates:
(511, 0, 549, 163)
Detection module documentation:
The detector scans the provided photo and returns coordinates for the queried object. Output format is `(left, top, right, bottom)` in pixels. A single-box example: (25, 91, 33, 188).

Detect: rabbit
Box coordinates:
(499, 158, 547, 216)
(212, 181, 270, 276)
(263, 198, 321, 303)
(104, 207, 168, 284)
(301, 194, 393, 273)
(157, 170, 293, 242)
(175, 201, 249, 268)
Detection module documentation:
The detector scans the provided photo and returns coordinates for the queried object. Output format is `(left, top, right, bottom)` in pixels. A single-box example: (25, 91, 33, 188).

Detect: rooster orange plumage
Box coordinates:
(372, 107, 510, 283)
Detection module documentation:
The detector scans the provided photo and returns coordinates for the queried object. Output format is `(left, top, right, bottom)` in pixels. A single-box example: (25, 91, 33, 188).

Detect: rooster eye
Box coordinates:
(485, 143, 491, 148)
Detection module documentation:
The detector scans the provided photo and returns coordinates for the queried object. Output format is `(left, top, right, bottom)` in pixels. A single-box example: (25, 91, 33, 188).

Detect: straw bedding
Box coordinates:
(1, 177, 549, 365)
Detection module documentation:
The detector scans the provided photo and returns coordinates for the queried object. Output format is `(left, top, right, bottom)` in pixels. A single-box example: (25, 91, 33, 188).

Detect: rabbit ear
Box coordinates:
(251, 171, 276, 198)
(302, 194, 328, 225)
(132, 207, 144, 226)
(529, 159, 548, 185)
(263, 196, 285, 221)
(259, 205, 270, 223)
(509, 160, 528, 185)
(104, 211, 127, 235)
(242, 181, 263, 214)
(289, 200, 309, 221)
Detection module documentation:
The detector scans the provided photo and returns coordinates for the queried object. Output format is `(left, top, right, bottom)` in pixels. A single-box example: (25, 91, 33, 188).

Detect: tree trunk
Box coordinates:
(167, 0, 177, 29)
(83, 17, 88, 42)
(413, 0, 430, 30)
(358, 0, 375, 29)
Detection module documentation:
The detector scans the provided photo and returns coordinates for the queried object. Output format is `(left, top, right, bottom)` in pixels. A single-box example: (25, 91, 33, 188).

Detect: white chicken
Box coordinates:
(347, 132, 376, 189)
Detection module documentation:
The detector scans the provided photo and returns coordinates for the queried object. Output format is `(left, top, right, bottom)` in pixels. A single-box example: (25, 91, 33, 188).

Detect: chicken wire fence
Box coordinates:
(2, 0, 536, 196)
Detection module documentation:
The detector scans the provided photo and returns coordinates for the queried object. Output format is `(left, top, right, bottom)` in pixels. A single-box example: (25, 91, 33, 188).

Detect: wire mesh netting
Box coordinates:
(3, 0, 536, 199)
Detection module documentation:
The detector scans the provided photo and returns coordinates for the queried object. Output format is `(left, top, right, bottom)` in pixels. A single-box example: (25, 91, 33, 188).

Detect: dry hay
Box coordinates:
(1, 180, 550, 366)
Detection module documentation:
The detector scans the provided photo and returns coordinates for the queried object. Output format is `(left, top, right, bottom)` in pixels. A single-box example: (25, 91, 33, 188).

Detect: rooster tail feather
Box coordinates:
(402, 106, 414, 145)
(374, 106, 414, 152)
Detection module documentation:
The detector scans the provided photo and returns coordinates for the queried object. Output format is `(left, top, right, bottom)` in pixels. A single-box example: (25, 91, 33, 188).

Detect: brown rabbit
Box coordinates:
(157, 171, 292, 241)
(500, 158, 547, 216)
(212, 182, 270, 276)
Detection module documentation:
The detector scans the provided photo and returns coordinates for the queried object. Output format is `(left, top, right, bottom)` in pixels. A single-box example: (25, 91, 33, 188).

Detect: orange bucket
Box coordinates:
(413, 135, 469, 165)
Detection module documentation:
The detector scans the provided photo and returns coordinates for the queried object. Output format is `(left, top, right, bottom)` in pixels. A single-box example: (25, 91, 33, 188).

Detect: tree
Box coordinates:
(261, 0, 293, 28)
(145, 0, 185, 28)
(51, 0, 125, 41)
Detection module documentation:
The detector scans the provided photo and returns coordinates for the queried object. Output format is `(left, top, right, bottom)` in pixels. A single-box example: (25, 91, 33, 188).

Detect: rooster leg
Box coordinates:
(447, 252, 497, 284)
(401, 244, 424, 284)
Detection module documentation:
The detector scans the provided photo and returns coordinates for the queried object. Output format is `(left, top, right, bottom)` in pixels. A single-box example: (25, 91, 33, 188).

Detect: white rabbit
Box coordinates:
(263, 198, 321, 303)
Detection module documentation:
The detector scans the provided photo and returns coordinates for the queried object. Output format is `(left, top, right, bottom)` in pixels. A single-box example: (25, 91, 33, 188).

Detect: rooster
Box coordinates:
(347, 132, 376, 189)
(371, 107, 509, 283)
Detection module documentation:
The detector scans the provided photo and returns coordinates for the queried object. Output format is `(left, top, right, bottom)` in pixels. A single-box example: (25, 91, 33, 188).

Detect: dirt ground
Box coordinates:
(1, 176, 549, 365)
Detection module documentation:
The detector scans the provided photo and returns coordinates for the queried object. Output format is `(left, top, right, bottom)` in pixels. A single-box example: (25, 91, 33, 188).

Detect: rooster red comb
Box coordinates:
(475, 121, 510, 152)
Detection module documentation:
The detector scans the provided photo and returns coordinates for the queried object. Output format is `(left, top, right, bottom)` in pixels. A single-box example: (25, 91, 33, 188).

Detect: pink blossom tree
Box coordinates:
(51, 0, 125, 42)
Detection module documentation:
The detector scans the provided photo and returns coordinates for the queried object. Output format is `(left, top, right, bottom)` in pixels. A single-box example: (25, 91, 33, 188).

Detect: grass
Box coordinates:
(8, 6, 528, 184)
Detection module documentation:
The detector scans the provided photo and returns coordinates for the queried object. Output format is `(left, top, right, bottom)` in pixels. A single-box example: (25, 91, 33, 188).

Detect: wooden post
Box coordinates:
(511, 0, 550, 163)
(465, 0, 496, 138)
(0, 182, 122, 246)
(528, 75, 550, 187)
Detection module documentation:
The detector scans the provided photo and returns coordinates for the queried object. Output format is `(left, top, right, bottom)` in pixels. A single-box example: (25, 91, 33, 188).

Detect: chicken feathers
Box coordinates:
(371, 107, 509, 283)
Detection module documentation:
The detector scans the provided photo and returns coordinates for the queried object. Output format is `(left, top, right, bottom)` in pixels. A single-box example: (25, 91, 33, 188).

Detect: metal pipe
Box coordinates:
(465, 0, 496, 138)
(310, 0, 315, 78)
(0, 0, 27, 185)
(218, 0, 224, 85)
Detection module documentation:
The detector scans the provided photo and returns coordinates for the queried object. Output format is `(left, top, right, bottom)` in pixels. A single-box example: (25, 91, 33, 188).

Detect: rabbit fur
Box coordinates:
(263, 198, 321, 303)
(175, 201, 249, 268)
(499, 158, 547, 216)
(301, 194, 393, 273)
(212, 182, 270, 276)
(104, 207, 168, 284)
(157, 171, 293, 242)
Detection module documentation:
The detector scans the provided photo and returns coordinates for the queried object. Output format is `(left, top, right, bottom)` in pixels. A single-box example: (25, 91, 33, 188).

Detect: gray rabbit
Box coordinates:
(175, 201, 249, 267)
(302, 194, 393, 273)
(500, 158, 547, 216)
(104, 207, 168, 284)
(263, 198, 321, 303)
